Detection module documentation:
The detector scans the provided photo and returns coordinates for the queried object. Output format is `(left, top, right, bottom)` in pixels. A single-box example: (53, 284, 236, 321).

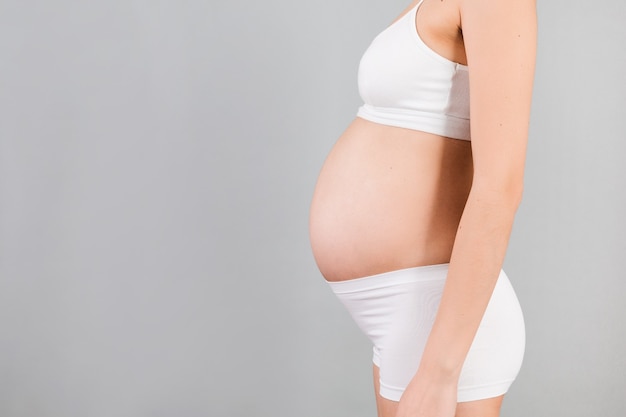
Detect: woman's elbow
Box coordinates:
(471, 176, 524, 211)
(509, 181, 524, 210)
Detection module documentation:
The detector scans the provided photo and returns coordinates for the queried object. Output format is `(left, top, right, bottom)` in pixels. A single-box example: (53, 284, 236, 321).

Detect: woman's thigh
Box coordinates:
(373, 364, 504, 417)
(373, 364, 398, 417)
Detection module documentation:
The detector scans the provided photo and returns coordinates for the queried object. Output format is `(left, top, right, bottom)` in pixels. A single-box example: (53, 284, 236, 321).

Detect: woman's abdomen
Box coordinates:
(309, 117, 473, 281)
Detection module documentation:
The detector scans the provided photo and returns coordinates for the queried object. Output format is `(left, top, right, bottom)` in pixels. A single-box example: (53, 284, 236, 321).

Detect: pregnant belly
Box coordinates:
(309, 117, 473, 281)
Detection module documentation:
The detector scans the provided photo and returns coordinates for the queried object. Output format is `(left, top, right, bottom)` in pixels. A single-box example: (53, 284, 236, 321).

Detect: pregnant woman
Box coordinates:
(309, 0, 536, 416)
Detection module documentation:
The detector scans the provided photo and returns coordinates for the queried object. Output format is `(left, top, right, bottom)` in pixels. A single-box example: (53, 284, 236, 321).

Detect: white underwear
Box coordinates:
(326, 263, 525, 402)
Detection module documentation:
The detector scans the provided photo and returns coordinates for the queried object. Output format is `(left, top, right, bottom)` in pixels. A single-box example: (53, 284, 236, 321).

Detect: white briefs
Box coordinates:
(326, 263, 525, 402)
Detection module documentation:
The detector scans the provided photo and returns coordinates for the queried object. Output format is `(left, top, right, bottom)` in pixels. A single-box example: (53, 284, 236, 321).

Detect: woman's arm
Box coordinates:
(396, 0, 537, 415)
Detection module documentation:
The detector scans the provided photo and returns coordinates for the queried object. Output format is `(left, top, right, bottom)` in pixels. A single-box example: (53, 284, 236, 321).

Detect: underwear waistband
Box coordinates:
(325, 263, 450, 294)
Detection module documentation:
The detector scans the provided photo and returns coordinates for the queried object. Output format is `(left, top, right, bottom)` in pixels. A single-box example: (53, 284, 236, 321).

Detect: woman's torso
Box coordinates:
(309, 0, 472, 282)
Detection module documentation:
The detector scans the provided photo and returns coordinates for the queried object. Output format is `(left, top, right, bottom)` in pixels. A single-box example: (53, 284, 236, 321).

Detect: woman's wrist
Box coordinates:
(417, 359, 462, 384)
(402, 362, 459, 406)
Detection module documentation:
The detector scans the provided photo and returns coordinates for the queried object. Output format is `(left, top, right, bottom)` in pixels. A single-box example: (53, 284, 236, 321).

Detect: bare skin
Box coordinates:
(309, 0, 536, 416)
(310, 117, 473, 281)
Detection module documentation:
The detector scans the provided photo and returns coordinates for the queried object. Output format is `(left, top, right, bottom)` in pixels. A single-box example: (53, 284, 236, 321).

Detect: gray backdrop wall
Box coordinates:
(1, 0, 625, 416)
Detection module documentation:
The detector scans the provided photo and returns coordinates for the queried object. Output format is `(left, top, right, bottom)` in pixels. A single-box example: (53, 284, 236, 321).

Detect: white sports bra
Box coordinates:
(356, 0, 471, 141)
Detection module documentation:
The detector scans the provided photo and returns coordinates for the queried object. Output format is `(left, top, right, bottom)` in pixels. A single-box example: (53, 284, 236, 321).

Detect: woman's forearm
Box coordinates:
(416, 185, 522, 380)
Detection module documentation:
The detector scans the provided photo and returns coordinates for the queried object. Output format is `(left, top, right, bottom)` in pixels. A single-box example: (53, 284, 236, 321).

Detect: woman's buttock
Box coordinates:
(309, 117, 473, 281)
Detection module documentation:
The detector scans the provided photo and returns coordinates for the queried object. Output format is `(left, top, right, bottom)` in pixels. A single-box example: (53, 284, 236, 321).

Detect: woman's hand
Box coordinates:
(395, 371, 458, 417)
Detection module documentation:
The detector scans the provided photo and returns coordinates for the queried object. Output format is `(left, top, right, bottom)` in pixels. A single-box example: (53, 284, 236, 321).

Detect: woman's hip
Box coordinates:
(325, 264, 525, 402)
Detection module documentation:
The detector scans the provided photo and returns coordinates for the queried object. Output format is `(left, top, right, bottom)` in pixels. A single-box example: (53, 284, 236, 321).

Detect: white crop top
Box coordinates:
(356, 0, 471, 141)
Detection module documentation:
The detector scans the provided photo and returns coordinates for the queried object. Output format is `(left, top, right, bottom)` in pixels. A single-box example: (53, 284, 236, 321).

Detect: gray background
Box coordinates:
(1, 0, 625, 416)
